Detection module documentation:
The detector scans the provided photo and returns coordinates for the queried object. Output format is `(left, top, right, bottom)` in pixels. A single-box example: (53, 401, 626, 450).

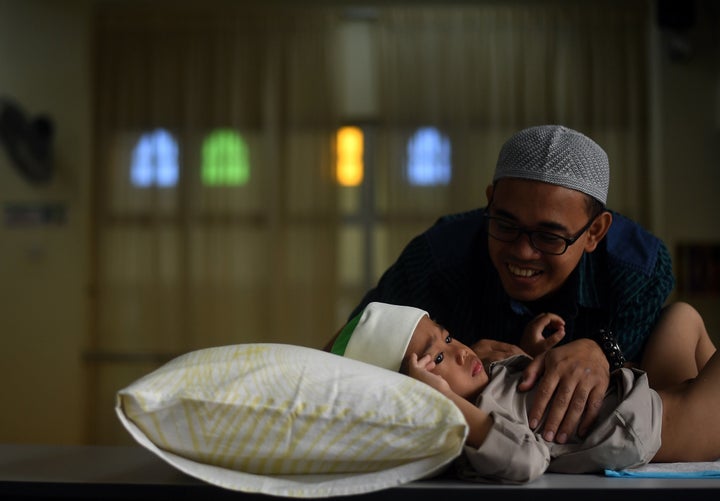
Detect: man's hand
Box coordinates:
(471, 339, 527, 366)
(518, 338, 609, 444)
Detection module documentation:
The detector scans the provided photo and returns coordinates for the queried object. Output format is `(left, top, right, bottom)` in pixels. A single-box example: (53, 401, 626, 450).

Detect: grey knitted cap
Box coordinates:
(493, 125, 609, 204)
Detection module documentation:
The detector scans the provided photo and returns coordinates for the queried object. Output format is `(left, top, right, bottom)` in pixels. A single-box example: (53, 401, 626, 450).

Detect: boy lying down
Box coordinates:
(331, 302, 720, 483)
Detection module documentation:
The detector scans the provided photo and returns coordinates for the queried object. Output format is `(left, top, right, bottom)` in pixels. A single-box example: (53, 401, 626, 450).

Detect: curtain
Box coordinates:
(374, 1, 649, 231)
(89, 3, 340, 444)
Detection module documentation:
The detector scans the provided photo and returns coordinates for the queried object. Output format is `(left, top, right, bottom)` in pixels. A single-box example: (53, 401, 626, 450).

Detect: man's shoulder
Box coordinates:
(432, 207, 486, 228)
(426, 208, 486, 244)
(603, 211, 666, 276)
(424, 208, 487, 263)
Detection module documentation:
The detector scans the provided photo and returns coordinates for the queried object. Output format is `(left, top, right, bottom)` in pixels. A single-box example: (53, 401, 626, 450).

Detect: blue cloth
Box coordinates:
(606, 462, 720, 478)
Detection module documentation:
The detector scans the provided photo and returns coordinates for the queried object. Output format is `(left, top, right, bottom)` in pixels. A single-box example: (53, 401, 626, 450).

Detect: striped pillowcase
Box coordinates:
(116, 343, 467, 498)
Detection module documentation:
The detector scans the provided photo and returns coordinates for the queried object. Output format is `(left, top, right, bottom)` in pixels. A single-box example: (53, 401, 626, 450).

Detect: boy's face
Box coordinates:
(406, 316, 489, 401)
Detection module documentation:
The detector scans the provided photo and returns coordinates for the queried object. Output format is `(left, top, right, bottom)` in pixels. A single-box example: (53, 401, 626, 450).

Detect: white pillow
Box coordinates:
(116, 343, 467, 498)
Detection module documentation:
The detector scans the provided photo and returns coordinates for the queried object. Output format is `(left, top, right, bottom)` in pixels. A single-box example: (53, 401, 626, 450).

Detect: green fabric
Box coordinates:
(331, 310, 363, 356)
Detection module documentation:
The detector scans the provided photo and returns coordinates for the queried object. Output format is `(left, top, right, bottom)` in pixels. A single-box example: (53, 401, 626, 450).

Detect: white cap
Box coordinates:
(494, 125, 609, 204)
(331, 302, 428, 371)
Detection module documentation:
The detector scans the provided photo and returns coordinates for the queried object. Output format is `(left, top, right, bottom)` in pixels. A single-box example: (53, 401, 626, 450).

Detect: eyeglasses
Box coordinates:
(483, 213, 597, 255)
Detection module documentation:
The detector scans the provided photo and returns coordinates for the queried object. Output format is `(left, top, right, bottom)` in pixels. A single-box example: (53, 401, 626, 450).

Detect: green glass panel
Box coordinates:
(201, 129, 250, 186)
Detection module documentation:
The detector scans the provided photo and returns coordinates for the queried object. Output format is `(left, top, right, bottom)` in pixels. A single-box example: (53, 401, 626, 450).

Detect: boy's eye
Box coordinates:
(434, 353, 444, 364)
(445, 335, 452, 344)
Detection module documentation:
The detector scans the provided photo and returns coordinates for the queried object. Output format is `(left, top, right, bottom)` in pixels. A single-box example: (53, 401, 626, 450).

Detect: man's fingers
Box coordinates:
(552, 384, 591, 443)
(524, 369, 556, 430)
(529, 380, 571, 441)
(518, 354, 544, 392)
(538, 372, 607, 443)
(522, 339, 611, 443)
(577, 386, 606, 437)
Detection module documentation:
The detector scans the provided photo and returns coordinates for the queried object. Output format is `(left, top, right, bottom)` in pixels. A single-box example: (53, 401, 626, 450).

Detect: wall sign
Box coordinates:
(3, 202, 66, 227)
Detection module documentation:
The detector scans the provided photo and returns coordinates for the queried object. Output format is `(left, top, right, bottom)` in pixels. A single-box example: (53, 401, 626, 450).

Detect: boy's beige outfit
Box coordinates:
(457, 355, 663, 483)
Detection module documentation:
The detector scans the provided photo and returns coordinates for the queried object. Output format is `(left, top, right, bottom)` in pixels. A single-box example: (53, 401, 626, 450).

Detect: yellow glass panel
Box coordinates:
(336, 126, 363, 187)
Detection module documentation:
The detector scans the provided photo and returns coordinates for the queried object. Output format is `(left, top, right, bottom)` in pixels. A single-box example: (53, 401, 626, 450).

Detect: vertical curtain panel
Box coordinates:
(90, 3, 340, 444)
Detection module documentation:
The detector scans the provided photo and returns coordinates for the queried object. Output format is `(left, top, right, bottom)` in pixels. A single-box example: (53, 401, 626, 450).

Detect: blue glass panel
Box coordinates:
(131, 129, 179, 188)
(406, 127, 451, 186)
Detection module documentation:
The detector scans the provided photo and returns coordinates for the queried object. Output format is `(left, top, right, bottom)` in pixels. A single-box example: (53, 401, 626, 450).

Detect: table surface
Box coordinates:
(1, 443, 719, 500)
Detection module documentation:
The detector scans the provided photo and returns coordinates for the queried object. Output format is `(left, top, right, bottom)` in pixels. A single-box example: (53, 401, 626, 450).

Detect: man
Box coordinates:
(327, 125, 674, 445)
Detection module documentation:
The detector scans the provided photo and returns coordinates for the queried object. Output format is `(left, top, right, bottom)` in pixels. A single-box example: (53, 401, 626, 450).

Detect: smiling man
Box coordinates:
(329, 125, 674, 445)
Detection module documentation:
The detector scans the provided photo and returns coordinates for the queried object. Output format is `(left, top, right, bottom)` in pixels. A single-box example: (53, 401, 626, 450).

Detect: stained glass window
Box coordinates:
(336, 126, 364, 187)
(406, 126, 451, 186)
(201, 129, 250, 186)
(131, 129, 179, 188)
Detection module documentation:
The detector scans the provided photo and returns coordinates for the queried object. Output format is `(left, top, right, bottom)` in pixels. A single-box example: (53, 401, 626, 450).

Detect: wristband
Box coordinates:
(596, 329, 626, 370)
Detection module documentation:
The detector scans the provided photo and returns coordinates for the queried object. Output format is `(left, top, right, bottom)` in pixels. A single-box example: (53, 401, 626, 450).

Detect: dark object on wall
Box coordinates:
(657, 0, 696, 32)
(4, 202, 66, 228)
(0, 98, 54, 184)
(656, 0, 696, 62)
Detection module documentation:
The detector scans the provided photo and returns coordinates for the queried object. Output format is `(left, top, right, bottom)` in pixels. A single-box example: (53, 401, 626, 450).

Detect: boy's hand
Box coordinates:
(519, 312, 566, 357)
(406, 353, 452, 395)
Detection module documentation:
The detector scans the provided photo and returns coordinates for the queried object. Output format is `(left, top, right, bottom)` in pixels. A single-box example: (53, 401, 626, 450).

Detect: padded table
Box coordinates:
(1, 444, 718, 500)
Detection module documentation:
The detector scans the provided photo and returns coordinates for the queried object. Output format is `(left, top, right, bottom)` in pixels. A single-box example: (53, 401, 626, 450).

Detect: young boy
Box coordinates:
(331, 302, 719, 483)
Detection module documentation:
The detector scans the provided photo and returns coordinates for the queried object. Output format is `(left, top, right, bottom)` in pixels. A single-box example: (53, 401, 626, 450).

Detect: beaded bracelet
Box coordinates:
(596, 328, 626, 370)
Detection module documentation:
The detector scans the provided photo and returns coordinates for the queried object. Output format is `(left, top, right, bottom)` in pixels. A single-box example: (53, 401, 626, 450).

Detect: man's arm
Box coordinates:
(611, 245, 675, 363)
(606, 222, 675, 362)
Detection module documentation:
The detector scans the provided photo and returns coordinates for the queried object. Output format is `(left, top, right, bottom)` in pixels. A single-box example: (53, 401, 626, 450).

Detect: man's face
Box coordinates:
(406, 316, 489, 401)
(486, 178, 601, 303)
